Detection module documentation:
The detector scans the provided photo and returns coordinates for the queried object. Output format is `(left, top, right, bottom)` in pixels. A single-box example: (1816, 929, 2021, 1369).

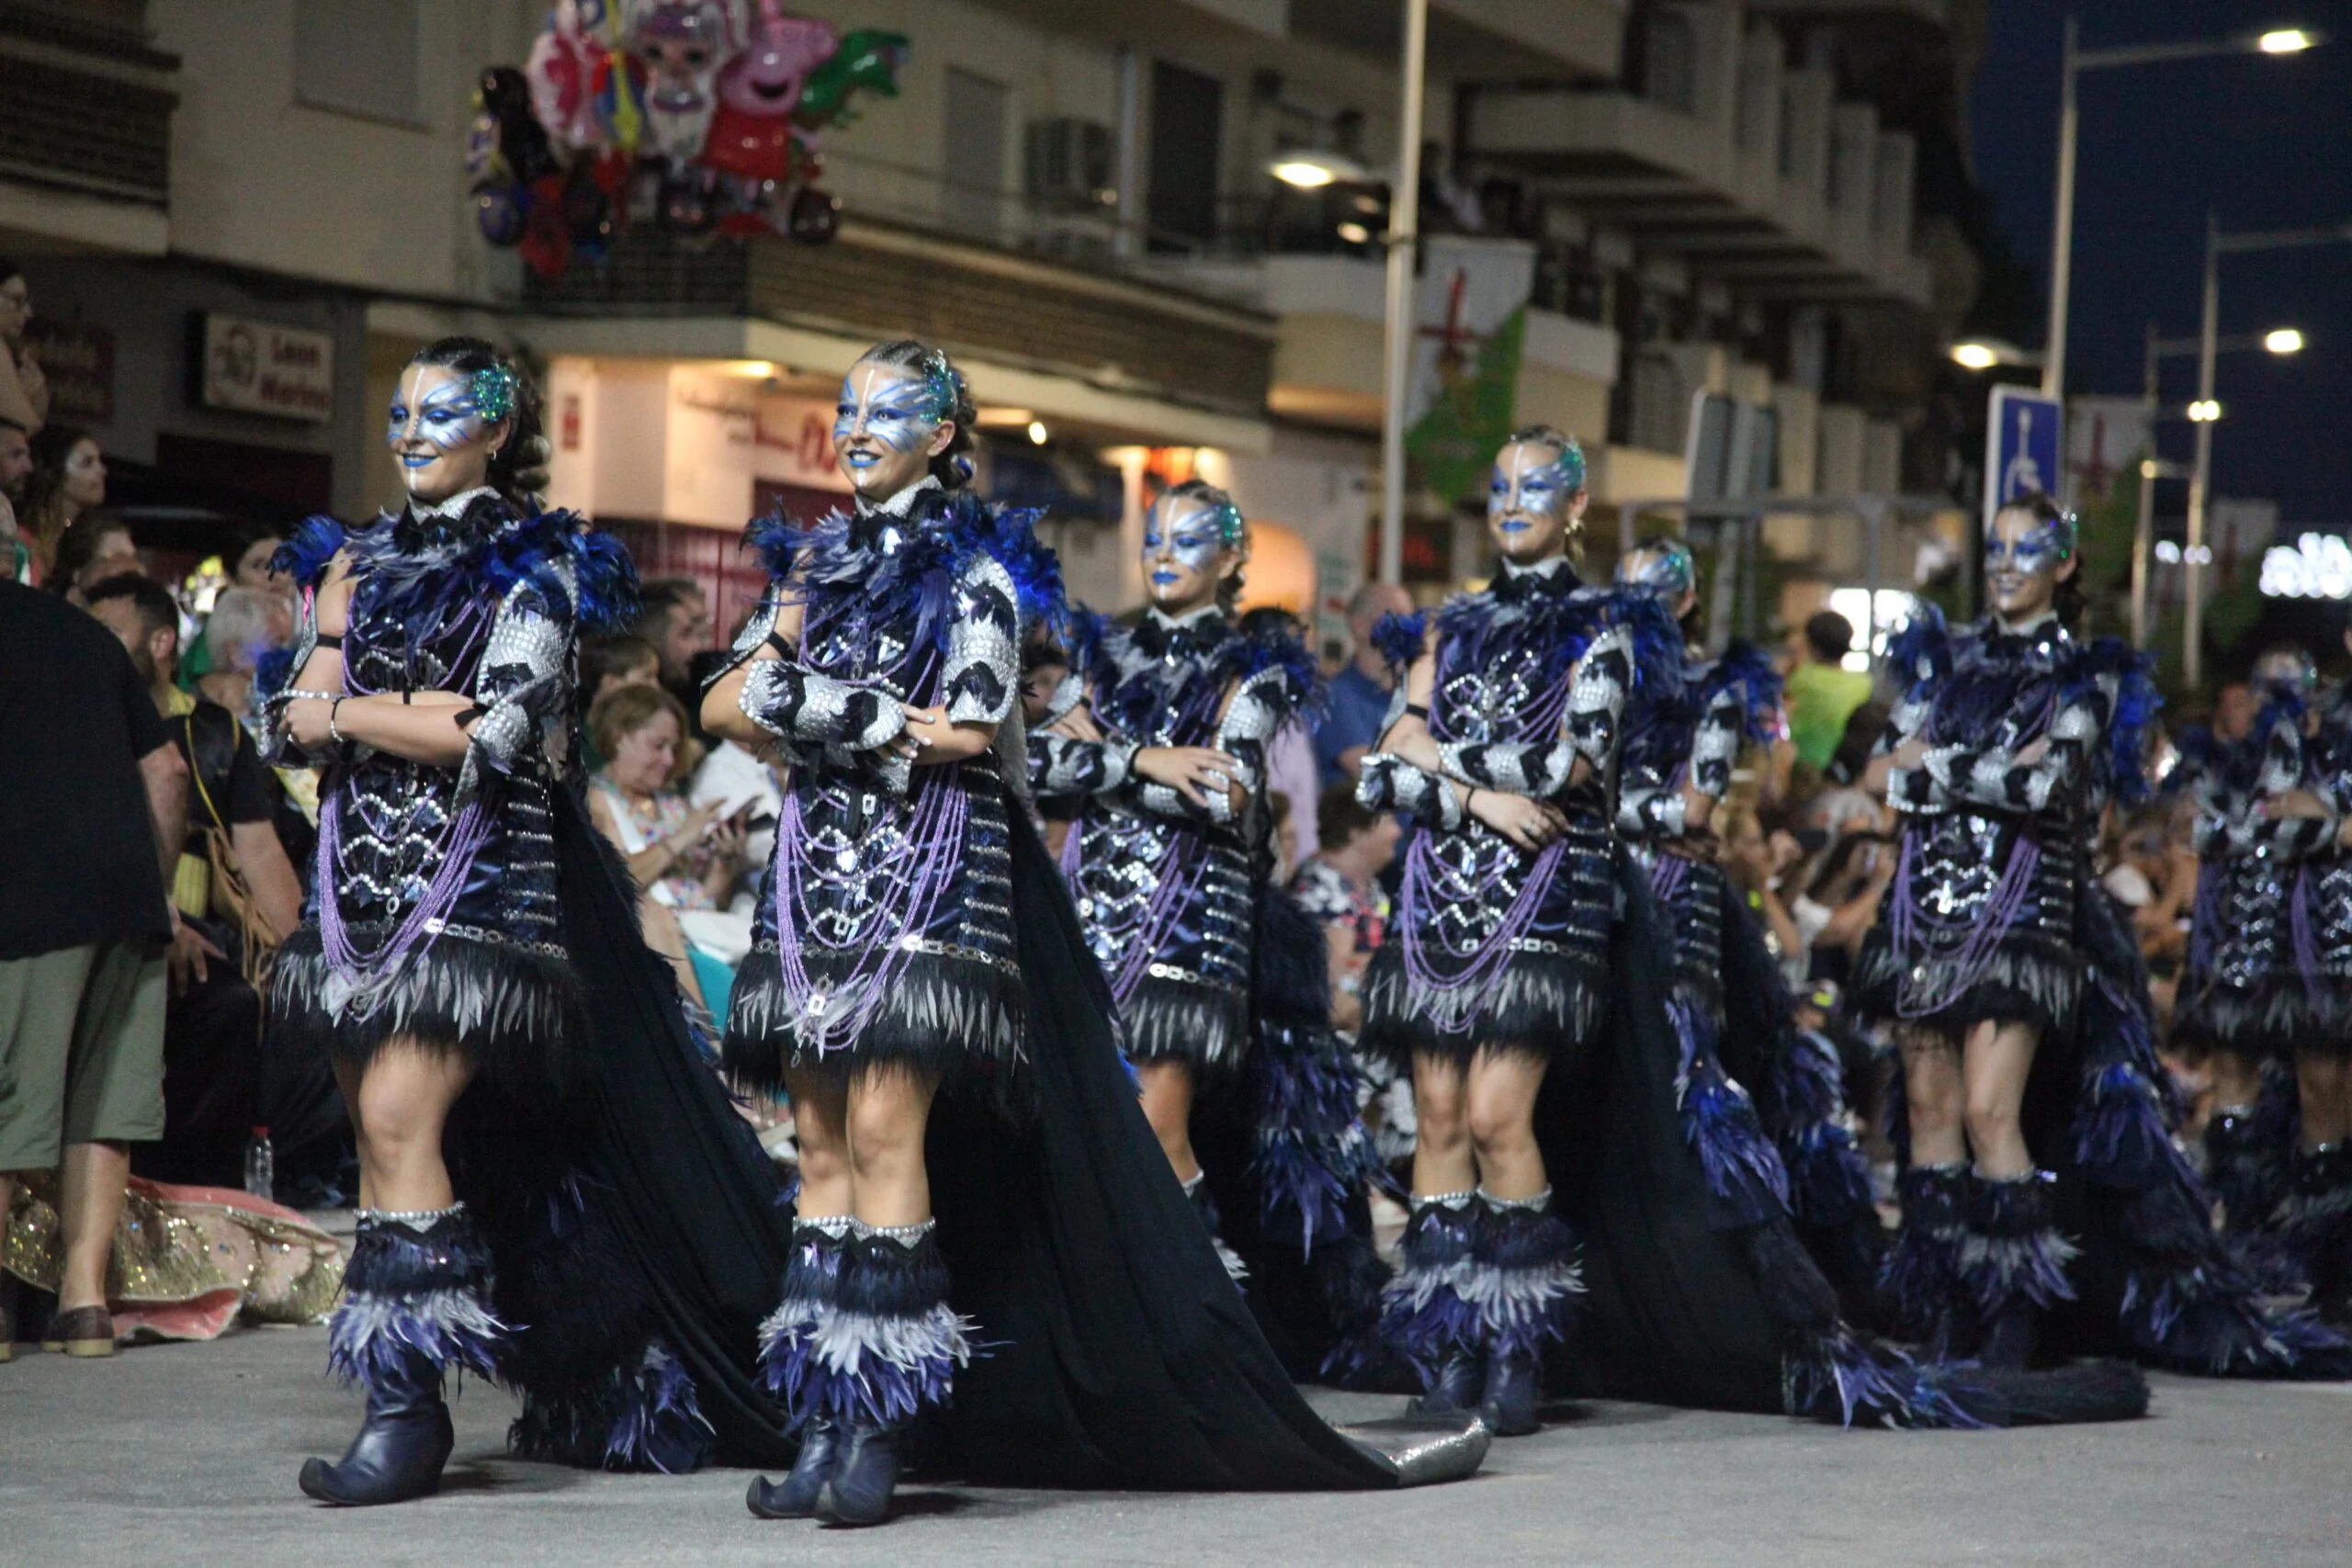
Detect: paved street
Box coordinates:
(5, 1322, 2346, 1568)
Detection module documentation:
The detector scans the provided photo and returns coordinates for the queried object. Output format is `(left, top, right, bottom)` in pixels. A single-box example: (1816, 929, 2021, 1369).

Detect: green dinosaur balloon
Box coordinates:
(793, 29, 909, 128)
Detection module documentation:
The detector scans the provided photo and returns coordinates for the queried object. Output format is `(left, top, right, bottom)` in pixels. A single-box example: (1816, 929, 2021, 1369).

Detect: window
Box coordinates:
(1147, 61, 1223, 251)
(1628, 4, 1697, 115)
(943, 68, 1010, 242)
(295, 0, 423, 127)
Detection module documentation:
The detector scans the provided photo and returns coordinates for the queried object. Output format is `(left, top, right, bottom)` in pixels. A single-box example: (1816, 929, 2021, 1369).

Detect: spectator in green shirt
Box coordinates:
(1784, 610, 1872, 772)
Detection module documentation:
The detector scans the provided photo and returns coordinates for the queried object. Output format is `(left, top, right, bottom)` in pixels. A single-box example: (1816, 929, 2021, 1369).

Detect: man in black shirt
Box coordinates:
(0, 578, 187, 1358)
(87, 572, 307, 1188)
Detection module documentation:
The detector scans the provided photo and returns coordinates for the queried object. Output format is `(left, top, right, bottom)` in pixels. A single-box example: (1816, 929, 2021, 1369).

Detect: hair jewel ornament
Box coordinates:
(1545, 434, 1588, 495)
(916, 348, 959, 423)
(1207, 494, 1247, 547)
(469, 364, 517, 423)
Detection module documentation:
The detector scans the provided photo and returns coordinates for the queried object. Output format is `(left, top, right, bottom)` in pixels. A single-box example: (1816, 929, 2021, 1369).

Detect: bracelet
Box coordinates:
(329, 697, 345, 746)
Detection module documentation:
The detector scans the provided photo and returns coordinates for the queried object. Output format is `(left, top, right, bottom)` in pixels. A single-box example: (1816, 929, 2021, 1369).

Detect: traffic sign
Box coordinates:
(1984, 383, 2063, 532)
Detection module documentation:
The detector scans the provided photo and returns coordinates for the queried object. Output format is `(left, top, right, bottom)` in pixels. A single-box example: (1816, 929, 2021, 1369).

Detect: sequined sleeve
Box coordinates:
(1566, 623, 1634, 773)
(457, 563, 577, 803)
(1358, 751, 1464, 830)
(1028, 731, 1139, 797)
(1195, 665, 1290, 826)
(2220, 712, 2343, 859)
(1615, 682, 1743, 840)
(258, 578, 328, 767)
(738, 660, 906, 751)
(709, 587, 780, 682)
(942, 554, 1021, 726)
(1904, 674, 2115, 815)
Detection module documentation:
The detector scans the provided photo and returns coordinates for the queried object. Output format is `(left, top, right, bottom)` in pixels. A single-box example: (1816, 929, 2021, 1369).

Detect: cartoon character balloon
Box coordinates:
(627, 0, 737, 171)
(475, 2, 907, 276)
(525, 0, 613, 153)
(701, 0, 835, 186)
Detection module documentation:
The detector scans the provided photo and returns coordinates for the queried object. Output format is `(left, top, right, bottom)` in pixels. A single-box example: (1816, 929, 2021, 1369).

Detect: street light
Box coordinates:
(1950, 342, 2000, 370)
(1265, 151, 1369, 188)
(2185, 399, 2222, 422)
(1377, 0, 1430, 587)
(2184, 212, 2352, 686)
(2043, 20, 2324, 400)
(2264, 326, 2306, 355)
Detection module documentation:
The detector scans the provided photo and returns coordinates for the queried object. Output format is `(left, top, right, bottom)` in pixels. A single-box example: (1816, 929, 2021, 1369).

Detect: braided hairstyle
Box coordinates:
(406, 336, 550, 505)
(1992, 489, 2083, 631)
(1158, 477, 1250, 615)
(855, 338, 978, 490)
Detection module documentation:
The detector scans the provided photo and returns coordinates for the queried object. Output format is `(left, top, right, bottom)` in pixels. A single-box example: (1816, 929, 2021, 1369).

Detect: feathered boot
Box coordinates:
(748, 1215, 854, 1519)
(1959, 1170, 2080, 1370)
(1875, 1163, 1971, 1352)
(1464, 1189, 1582, 1437)
(1375, 1191, 1484, 1416)
(300, 1204, 506, 1506)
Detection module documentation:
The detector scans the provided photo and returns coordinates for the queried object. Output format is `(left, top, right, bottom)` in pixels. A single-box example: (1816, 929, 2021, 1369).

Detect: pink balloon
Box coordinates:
(716, 0, 836, 118)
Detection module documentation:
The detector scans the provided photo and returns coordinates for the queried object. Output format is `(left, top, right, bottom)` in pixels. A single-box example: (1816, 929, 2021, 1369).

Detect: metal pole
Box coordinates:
(1377, 0, 1429, 587)
(2132, 321, 2156, 648)
(2041, 17, 2079, 400)
(2185, 210, 2219, 692)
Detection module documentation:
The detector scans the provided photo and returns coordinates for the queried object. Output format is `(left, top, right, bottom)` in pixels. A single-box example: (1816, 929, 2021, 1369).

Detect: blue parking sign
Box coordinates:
(1984, 384, 2064, 532)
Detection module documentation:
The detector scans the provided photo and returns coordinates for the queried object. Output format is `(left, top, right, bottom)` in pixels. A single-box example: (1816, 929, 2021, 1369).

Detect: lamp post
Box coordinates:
(1376, 0, 1430, 587)
(2183, 213, 2352, 688)
(2133, 322, 2301, 648)
(2041, 23, 2317, 401)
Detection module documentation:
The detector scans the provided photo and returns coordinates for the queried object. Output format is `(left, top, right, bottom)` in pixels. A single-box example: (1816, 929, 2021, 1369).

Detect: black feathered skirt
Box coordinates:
(1850, 807, 2082, 1039)
(2175, 849, 2351, 1058)
(1358, 808, 1613, 1072)
(724, 756, 1024, 1093)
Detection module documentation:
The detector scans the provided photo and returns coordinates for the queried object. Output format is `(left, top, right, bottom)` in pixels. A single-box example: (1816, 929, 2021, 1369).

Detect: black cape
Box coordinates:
(533, 788, 1477, 1485)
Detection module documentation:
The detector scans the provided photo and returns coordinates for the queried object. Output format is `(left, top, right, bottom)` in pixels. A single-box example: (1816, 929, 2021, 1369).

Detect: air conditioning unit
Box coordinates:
(1025, 118, 1114, 210)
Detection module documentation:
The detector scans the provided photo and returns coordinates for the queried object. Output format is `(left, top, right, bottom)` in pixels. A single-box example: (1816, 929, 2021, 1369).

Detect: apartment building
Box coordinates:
(3, 0, 1991, 639)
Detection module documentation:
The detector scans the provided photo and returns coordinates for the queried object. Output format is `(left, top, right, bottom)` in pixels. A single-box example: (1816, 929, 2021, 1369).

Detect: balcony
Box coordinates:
(1464, 19, 1931, 309)
(0, 4, 177, 254)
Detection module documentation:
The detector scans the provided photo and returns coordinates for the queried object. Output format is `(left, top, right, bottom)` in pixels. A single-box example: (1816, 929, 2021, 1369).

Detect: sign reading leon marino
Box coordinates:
(198, 313, 334, 423)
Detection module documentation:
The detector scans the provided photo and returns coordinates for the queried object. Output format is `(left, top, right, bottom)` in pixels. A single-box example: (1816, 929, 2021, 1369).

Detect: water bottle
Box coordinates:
(243, 1125, 275, 1202)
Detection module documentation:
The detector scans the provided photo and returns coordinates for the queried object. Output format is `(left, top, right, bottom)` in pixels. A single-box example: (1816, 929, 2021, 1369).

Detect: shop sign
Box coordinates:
(199, 313, 334, 423)
(752, 393, 851, 493)
(23, 320, 114, 424)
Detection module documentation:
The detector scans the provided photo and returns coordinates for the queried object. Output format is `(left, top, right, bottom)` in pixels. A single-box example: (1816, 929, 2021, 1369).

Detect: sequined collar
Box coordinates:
(392, 487, 513, 552)
(1492, 553, 1578, 605)
(1132, 604, 1229, 662)
(1973, 612, 2068, 670)
(854, 475, 942, 519)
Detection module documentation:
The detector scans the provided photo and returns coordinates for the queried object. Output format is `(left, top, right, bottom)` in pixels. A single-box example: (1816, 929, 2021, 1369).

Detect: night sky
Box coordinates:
(1971, 0, 2352, 526)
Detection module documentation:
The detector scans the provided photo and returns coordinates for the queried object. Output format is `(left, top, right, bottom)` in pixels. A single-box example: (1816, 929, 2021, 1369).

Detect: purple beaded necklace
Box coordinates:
(312, 589, 497, 1013)
(1396, 604, 1580, 1036)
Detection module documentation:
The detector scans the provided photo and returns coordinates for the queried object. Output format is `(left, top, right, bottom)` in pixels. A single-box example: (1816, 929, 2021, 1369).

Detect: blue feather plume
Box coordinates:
(271, 513, 347, 590)
(1370, 609, 1427, 672)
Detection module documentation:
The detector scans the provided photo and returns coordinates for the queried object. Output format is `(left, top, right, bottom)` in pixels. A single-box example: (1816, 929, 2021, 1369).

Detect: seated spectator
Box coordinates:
(690, 732, 786, 876)
(229, 528, 286, 592)
(1240, 606, 1323, 863)
(1, 576, 186, 1357)
(49, 511, 137, 605)
(1784, 609, 1872, 773)
(585, 683, 750, 1014)
(192, 584, 291, 720)
(577, 633, 662, 769)
(86, 572, 308, 1189)
(1288, 785, 1400, 1034)
(1316, 581, 1413, 788)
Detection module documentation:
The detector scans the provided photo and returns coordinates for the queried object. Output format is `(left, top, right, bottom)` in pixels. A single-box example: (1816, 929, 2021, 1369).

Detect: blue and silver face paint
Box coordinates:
(1487, 437, 1586, 561)
(1984, 505, 2075, 623)
(387, 363, 508, 501)
(832, 360, 954, 498)
(1142, 489, 1244, 609)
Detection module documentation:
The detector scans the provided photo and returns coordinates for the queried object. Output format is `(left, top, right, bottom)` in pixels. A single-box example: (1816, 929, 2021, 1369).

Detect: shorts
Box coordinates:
(0, 940, 168, 1170)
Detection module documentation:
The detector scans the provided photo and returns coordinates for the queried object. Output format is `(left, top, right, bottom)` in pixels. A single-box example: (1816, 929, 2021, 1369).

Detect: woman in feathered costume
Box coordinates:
(704, 343, 1485, 1527)
(1855, 493, 2346, 1377)
(2174, 641, 2352, 1314)
(1028, 483, 1386, 1359)
(266, 337, 752, 1504)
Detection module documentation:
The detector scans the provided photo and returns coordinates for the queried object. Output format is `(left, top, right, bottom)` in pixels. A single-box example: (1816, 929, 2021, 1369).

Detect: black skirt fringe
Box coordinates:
(1122, 973, 1251, 1073)
(270, 924, 585, 1098)
(721, 941, 1025, 1092)
(1848, 929, 2080, 1039)
(1356, 942, 1606, 1074)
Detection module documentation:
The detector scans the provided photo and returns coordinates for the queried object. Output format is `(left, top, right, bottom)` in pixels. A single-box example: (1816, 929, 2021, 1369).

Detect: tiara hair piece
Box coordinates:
(469, 365, 516, 423)
(916, 349, 958, 423)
